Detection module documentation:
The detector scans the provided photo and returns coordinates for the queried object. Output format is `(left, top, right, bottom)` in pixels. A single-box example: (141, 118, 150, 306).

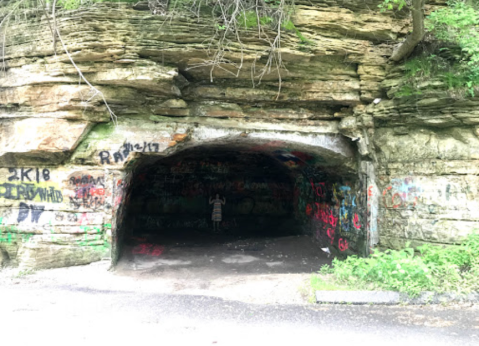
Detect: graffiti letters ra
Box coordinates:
(99, 142, 160, 165)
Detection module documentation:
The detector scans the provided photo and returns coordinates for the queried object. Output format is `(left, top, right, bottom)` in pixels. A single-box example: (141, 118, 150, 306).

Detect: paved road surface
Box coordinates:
(1, 263, 478, 346)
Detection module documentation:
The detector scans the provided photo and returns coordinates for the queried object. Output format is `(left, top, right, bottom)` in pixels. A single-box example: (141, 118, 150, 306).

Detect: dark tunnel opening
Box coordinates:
(125, 147, 300, 244)
(114, 140, 366, 275)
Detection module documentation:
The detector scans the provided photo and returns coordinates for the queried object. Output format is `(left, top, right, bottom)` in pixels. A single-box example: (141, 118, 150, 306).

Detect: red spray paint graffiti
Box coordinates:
(132, 243, 165, 256)
(327, 228, 335, 244)
(310, 180, 326, 197)
(338, 238, 349, 252)
(353, 213, 361, 229)
(306, 204, 313, 216)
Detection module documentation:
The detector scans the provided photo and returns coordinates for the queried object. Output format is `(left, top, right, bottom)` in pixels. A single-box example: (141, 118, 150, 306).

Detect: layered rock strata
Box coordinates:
(0, 0, 477, 268)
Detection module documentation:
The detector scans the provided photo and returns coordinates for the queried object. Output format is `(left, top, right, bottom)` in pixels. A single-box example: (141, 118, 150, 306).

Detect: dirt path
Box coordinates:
(1, 235, 331, 305)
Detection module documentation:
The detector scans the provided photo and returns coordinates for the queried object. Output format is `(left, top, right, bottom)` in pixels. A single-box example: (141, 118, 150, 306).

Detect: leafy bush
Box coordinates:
(312, 233, 479, 296)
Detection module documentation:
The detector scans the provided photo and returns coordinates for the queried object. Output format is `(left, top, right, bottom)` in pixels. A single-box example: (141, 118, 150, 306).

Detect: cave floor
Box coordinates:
(113, 233, 332, 304)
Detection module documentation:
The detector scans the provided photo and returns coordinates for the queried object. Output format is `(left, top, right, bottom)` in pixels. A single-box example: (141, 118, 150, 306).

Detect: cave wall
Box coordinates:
(0, 0, 477, 269)
(295, 173, 366, 255)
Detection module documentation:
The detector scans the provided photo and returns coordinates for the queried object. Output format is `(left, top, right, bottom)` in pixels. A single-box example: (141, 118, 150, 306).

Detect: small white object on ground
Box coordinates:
(321, 247, 331, 258)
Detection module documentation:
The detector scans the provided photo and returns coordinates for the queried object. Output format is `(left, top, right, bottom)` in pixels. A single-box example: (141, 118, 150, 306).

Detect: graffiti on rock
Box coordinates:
(17, 202, 45, 223)
(310, 180, 326, 198)
(0, 230, 33, 244)
(353, 213, 361, 230)
(338, 185, 356, 233)
(68, 174, 108, 211)
(8, 168, 51, 183)
(55, 212, 80, 223)
(338, 238, 349, 252)
(301, 176, 362, 252)
(99, 142, 161, 165)
(382, 178, 422, 209)
(0, 217, 33, 243)
(0, 182, 63, 203)
(367, 185, 378, 235)
(76, 224, 111, 249)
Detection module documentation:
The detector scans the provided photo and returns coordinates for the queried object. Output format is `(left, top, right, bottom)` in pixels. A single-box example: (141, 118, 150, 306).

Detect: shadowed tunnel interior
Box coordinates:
(116, 141, 365, 274)
(126, 147, 299, 241)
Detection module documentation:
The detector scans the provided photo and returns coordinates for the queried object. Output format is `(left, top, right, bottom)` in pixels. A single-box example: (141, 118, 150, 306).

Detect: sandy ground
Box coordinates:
(1, 235, 331, 305)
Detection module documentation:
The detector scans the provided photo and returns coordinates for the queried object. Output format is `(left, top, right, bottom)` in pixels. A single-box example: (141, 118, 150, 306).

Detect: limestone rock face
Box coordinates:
(0, 1, 477, 268)
(0, 119, 91, 166)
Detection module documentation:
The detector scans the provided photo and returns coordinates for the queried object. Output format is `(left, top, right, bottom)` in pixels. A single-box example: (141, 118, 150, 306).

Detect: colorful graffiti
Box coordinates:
(301, 176, 362, 253)
(68, 174, 108, 211)
(382, 178, 422, 209)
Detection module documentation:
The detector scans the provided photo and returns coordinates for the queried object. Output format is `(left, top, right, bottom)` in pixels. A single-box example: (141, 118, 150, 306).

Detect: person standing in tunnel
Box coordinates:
(209, 194, 226, 232)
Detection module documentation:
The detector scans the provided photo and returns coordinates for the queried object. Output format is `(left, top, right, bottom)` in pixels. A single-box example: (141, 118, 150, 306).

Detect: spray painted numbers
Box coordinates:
(338, 238, 349, 252)
(99, 142, 161, 165)
(7, 168, 50, 183)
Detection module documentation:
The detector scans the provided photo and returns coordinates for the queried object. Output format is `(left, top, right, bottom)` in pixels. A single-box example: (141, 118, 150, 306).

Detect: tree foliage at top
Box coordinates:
(382, 0, 479, 97)
(427, 0, 479, 65)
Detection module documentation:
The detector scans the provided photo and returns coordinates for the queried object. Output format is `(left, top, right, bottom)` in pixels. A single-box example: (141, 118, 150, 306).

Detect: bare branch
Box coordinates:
(54, 24, 118, 125)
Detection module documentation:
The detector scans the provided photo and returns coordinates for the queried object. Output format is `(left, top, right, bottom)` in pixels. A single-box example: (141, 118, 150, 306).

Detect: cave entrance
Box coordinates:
(114, 138, 366, 277)
(127, 147, 297, 241)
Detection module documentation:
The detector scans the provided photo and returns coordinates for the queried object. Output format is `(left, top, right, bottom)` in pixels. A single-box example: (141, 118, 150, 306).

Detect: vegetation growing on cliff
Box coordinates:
(312, 233, 479, 297)
(382, 0, 479, 98)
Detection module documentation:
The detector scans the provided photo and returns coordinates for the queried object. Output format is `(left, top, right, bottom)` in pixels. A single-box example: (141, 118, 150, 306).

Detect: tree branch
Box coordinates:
(390, 0, 426, 62)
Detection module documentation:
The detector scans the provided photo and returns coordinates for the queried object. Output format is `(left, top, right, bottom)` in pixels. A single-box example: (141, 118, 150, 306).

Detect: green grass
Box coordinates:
(395, 54, 479, 98)
(389, 1, 479, 98)
(311, 233, 479, 297)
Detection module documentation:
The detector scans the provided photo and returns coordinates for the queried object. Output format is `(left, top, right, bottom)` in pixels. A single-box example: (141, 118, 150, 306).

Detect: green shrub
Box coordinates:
(312, 233, 479, 297)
